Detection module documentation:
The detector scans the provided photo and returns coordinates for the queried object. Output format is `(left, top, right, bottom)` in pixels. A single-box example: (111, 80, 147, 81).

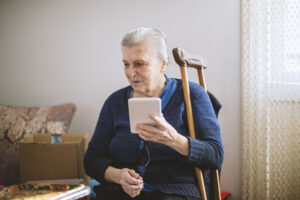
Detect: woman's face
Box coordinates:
(122, 39, 166, 97)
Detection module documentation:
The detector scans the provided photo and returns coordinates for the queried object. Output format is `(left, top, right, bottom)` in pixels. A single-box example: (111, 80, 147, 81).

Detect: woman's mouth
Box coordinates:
(132, 80, 142, 84)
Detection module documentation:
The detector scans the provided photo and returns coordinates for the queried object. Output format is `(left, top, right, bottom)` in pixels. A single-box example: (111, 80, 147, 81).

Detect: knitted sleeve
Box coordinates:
(84, 96, 114, 183)
(184, 83, 224, 169)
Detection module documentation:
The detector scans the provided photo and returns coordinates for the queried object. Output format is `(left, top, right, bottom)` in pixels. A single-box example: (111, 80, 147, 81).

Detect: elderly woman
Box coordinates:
(84, 27, 223, 200)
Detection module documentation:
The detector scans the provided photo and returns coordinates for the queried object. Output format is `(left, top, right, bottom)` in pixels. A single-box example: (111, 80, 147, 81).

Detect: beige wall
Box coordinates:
(0, 0, 241, 199)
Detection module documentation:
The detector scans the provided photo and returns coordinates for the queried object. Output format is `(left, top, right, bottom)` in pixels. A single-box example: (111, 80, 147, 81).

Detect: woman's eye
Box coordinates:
(124, 63, 129, 67)
(135, 62, 144, 67)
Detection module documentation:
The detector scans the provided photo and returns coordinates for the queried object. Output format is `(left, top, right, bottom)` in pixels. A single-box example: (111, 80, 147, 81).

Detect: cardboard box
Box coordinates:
(19, 134, 89, 184)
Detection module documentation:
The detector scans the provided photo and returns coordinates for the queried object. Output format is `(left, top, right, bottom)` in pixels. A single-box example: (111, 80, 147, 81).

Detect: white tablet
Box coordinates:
(128, 98, 161, 133)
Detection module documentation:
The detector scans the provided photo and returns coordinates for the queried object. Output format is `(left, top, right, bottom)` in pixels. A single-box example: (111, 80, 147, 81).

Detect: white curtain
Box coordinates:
(242, 0, 300, 199)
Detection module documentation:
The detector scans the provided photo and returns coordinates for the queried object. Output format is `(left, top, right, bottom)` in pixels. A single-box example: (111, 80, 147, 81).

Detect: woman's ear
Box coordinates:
(161, 61, 168, 73)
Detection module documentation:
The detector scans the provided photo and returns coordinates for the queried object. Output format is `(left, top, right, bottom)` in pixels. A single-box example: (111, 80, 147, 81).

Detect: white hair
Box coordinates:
(121, 27, 169, 63)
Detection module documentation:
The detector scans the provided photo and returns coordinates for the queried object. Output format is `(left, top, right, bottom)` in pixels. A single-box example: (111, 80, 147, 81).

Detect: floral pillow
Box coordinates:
(0, 103, 76, 186)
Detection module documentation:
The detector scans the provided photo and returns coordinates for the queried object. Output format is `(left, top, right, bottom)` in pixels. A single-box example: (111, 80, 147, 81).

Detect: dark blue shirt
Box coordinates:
(84, 78, 224, 199)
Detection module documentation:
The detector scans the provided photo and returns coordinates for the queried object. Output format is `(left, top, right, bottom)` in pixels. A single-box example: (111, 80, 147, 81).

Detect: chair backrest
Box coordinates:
(172, 48, 221, 200)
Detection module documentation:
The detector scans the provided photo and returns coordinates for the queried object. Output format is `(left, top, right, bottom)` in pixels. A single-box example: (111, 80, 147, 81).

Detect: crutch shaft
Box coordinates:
(212, 170, 221, 200)
(197, 68, 207, 91)
(197, 69, 221, 200)
(180, 66, 207, 200)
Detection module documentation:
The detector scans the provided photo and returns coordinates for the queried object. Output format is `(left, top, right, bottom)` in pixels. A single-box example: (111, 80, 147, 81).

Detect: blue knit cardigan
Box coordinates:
(84, 78, 224, 199)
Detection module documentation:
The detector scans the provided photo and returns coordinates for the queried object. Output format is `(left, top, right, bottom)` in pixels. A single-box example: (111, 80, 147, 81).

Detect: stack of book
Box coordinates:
(0, 179, 90, 200)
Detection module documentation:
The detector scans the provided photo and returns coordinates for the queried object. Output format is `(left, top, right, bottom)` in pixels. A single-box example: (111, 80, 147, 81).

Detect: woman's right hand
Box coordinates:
(104, 166, 144, 198)
(118, 168, 143, 198)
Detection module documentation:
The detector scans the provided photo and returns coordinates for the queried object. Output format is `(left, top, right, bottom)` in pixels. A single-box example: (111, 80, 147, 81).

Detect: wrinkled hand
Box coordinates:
(118, 168, 143, 198)
(136, 114, 179, 145)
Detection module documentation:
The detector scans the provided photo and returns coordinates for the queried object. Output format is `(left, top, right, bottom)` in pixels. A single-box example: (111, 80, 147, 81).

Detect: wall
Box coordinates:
(0, 0, 241, 199)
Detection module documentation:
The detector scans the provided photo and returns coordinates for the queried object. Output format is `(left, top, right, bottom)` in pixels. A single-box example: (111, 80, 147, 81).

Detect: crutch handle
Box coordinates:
(172, 47, 207, 69)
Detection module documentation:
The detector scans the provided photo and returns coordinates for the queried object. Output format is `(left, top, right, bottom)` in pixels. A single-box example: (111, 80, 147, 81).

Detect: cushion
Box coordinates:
(0, 103, 76, 186)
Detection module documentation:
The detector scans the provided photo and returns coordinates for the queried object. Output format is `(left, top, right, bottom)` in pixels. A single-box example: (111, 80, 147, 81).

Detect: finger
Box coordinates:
(128, 169, 141, 179)
(127, 183, 144, 197)
(123, 188, 137, 198)
(137, 123, 162, 134)
(123, 186, 142, 198)
(138, 129, 155, 141)
(124, 174, 141, 185)
(127, 184, 142, 191)
(149, 115, 176, 137)
(149, 114, 165, 129)
(120, 171, 139, 185)
(136, 123, 158, 132)
(129, 192, 140, 198)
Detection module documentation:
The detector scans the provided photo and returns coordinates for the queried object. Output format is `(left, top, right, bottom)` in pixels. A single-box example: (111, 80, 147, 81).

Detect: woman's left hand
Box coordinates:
(136, 114, 179, 146)
(136, 114, 189, 156)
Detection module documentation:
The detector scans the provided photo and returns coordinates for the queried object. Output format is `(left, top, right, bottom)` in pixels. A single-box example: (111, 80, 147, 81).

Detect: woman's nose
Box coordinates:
(127, 65, 137, 77)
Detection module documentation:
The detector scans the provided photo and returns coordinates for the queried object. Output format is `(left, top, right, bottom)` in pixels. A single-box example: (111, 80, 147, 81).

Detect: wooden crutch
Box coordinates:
(172, 48, 221, 200)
